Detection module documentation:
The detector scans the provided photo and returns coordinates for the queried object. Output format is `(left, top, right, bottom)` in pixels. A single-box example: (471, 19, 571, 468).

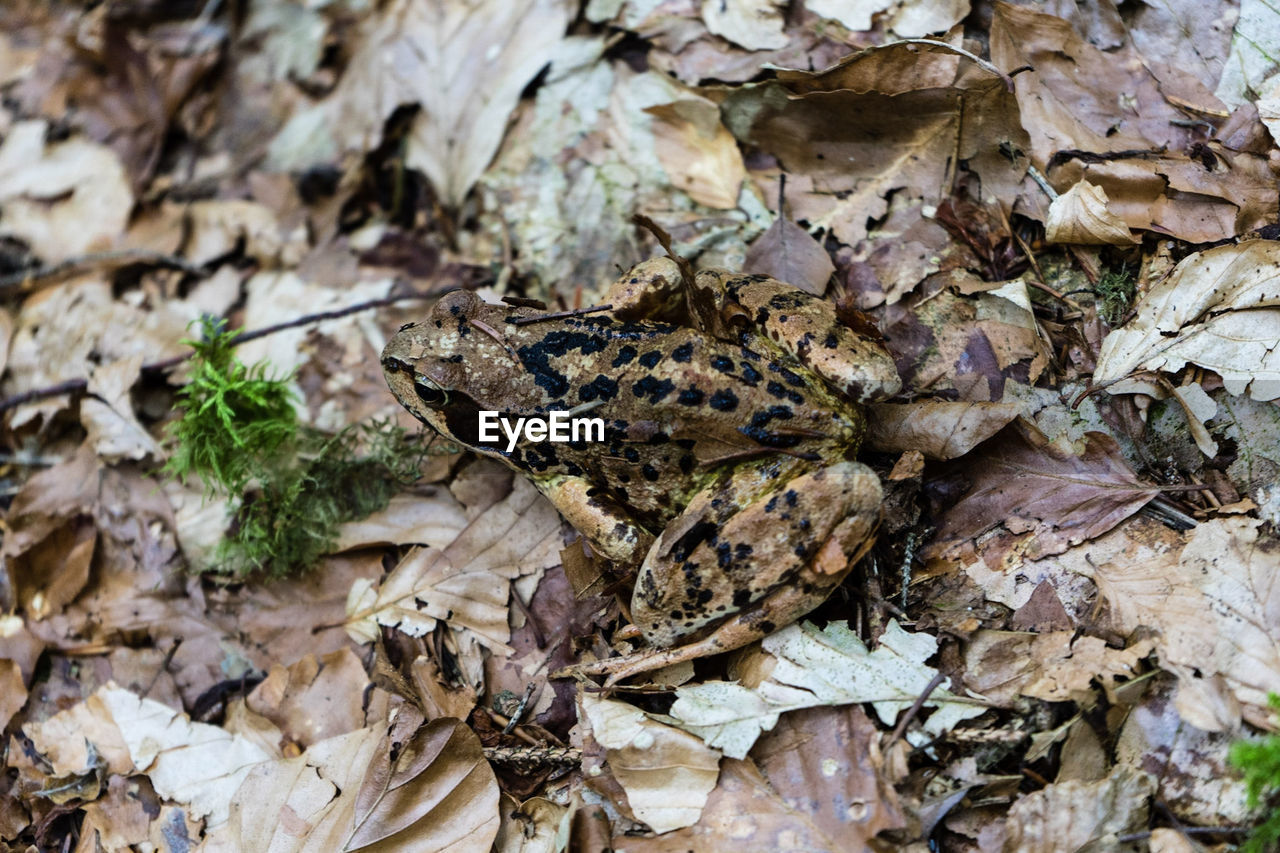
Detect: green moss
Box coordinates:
(165, 318, 426, 577)
(1095, 268, 1136, 326)
(1231, 694, 1280, 853)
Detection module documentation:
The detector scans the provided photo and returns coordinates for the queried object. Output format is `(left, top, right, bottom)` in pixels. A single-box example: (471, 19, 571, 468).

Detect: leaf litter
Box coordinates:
(1, 0, 1279, 848)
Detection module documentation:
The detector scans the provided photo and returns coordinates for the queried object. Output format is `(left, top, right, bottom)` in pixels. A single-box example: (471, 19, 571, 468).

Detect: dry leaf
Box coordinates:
(335, 492, 469, 553)
(346, 715, 499, 852)
(246, 650, 371, 749)
(99, 686, 274, 827)
(0, 120, 132, 262)
(305, 0, 571, 207)
(670, 621, 985, 758)
(867, 401, 1021, 459)
(228, 723, 388, 853)
(1095, 241, 1280, 401)
(581, 695, 721, 833)
(700, 0, 788, 50)
(927, 419, 1160, 559)
(743, 218, 834, 295)
(1004, 765, 1154, 852)
(750, 705, 906, 845)
(646, 96, 745, 210)
(81, 355, 162, 462)
(1044, 181, 1138, 246)
(345, 477, 562, 652)
(1115, 682, 1252, 825)
(963, 631, 1153, 706)
(1084, 516, 1280, 731)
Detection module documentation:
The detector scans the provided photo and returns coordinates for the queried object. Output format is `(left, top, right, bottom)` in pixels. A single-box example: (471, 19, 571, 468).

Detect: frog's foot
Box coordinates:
(571, 532, 873, 687)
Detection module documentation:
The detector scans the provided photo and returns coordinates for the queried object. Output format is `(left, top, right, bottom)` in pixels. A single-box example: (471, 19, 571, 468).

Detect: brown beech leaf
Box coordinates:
(1043, 181, 1138, 246)
(751, 705, 906, 846)
(246, 649, 371, 750)
(646, 96, 745, 210)
(927, 419, 1160, 559)
(1004, 765, 1154, 851)
(744, 218, 834, 295)
(867, 401, 1021, 459)
(1080, 516, 1280, 732)
(346, 716, 499, 852)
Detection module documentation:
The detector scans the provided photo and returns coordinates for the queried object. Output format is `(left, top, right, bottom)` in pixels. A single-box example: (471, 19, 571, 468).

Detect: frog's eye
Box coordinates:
(413, 376, 449, 408)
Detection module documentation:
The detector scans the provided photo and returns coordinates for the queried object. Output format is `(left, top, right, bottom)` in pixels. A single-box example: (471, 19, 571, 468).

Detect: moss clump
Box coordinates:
(1230, 694, 1280, 853)
(165, 318, 425, 577)
(1094, 268, 1136, 326)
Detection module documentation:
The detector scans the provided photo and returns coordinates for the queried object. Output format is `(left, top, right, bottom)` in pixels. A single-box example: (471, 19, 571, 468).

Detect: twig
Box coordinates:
(0, 250, 205, 294)
(0, 287, 453, 414)
(509, 304, 614, 325)
(892, 38, 1019, 91)
(887, 671, 947, 746)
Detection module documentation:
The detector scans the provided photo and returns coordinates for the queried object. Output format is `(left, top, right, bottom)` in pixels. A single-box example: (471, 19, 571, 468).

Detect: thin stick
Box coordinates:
(892, 38, 1019, 91)
(509, 304, 614, 325)
(0, 287, 453, 414)
(0, 250, 205, 294)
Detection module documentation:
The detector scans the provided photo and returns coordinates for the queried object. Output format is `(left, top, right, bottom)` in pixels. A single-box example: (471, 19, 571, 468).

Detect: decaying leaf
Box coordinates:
(1004, 765, 1154, 852)
(81, 355, 162, 462)
(927, 419, 1160, 559)
(700, 0, 788, 51)
(302, 0, 572, 207)
(743, 217, 834, 295)
(346, 714, 500, 852)
(749, 705, 907, 845)
(646, 96, 745, 210)
(867, 401, 1021, 459)
(27, 685, 274, 827)
(669, 621, 985, 758)
(581, 695, 721, 833)
(0, 120, 133, 262)
(345, 478, 561, 652)
(963, 630, 1154, 707)
(1082, 516, 1280, 731)
(1095, 241, 1280, 401)
(1043, 181, 1138, 246)
(246, 649, 371, 749)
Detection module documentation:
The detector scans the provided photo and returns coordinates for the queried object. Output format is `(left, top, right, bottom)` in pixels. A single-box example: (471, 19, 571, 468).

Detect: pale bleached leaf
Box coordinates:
(582, 695, 721, 833)
(670, 621, 986, 758)
(344, 478, 561, 652)
(99, 687, 274, 828)
(0, 120, 132, 262)
(1095, 241, 1280, 401)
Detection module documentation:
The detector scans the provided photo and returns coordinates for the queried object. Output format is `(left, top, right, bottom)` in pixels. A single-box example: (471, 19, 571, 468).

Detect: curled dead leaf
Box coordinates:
(1044, 181, 1138, 246)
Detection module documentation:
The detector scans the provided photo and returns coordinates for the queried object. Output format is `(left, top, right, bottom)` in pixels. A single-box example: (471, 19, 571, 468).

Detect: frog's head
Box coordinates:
(381, 289, 502, 449)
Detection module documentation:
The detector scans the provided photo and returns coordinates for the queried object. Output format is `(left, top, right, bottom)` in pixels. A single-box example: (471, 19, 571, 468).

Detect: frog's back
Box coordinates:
(510, 315, 863, 528)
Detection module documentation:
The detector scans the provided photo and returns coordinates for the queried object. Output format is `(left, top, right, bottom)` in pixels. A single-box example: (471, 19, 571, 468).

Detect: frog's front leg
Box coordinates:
(696, 271, 902, 404)
(539, 474, 653, 567)
(577, 460, 882, 685)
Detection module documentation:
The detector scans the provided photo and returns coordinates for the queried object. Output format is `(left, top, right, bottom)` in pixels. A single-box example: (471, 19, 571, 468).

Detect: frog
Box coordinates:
(381, 255, 902, 683)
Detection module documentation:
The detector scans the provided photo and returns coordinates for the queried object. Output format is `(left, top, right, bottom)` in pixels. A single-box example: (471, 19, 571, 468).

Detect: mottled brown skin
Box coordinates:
(382, 258, 901, 682)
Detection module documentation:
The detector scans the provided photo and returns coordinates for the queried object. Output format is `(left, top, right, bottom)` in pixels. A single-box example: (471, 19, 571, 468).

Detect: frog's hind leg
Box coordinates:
(697, 271, 902, 403)
(574, 461, 882, 686)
